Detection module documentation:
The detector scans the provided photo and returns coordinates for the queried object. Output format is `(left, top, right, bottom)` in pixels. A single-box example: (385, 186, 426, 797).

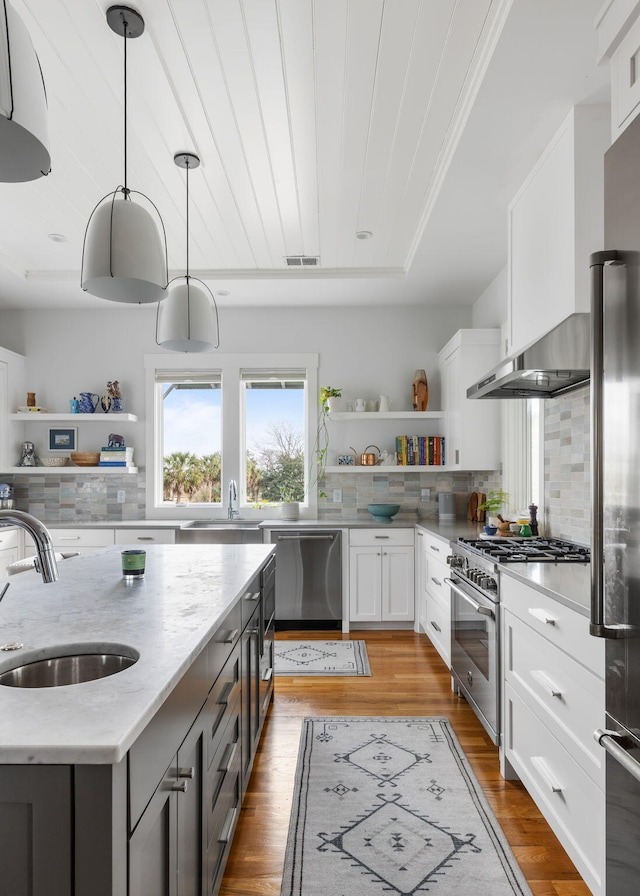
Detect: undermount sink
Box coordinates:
(0, 643, 139, 688)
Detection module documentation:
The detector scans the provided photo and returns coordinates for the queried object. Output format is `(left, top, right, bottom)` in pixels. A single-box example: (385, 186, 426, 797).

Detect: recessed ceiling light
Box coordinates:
(215, 290, 231, 296)
(47, 233, 67, 243)
(356, 230, 373, 240)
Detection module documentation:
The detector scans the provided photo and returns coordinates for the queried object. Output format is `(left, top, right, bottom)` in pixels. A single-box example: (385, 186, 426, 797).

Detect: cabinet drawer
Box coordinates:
(423, 532, 450, 561)
(204, 644, 241, 771)
(426, 590, 450, 667)
(114, 529, 176, 545)
(501, 576, 604, 675)
(240, 573, 261, 629)
(504, 683, 604, 894)
(349, 527, 414, 547)
(207, 712, 242, 893)
(0, 528, 18, 551)
(207, 601, 242, 681)
(504, 608, 604, 787)
(50, 528, 115, 548)
(425, 555, 449, 603)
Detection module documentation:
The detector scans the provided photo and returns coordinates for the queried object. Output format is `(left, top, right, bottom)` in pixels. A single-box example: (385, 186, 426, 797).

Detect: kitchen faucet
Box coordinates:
(0, 510, 59, 583)
(227, 480, 239, 520)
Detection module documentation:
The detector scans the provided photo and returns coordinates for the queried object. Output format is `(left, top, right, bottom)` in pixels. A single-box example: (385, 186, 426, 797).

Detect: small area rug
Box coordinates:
(280, 717, 533, 896)
(274, 640, 371, 676)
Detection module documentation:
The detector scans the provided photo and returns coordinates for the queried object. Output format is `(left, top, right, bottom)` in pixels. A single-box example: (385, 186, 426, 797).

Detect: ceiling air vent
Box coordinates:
(285, 255, 320, 266)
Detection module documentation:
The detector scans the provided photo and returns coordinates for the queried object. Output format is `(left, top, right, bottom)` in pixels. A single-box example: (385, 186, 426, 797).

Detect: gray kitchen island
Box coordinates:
(0, 542, 275, 896)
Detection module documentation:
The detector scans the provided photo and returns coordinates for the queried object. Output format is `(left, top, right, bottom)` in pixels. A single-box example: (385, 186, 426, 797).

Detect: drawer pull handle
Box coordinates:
(222, 629, 239, 644)
(430, 620, 442, 633)
(177, 766, 195, 779)
(529, 608, 557, 626)
(217, 681, 235, 706)
(136, 536, 154, 541)
(431, 577, 442, 587)
(59, 536, 81, 541)
(430, 545, 440, 552)
(244, 591, 260, 602)
(531, 756, 562, 793)
(219, 741, 238, 773)
(218, 806, 238, 844)
(530, 670, 562, 698)
(170, 780, 188, 793)
(374, 535, 390, 539)
(262, 667, 273, 681)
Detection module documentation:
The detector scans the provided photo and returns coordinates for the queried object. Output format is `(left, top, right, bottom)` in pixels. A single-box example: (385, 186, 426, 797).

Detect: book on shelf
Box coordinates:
(394, 435, 445, 466)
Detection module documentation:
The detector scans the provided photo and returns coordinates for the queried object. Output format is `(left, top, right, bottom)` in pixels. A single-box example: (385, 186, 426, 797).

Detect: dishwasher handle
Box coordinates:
(276, 533, 336, 541)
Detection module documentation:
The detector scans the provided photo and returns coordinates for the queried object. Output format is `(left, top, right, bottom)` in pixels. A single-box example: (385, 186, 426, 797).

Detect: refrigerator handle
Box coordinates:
(588, 250, 639, 638)
(595, 728, 640, 784)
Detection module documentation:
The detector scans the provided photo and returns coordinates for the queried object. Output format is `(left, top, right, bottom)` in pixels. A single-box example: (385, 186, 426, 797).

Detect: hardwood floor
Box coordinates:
(219, 630, 591, 896)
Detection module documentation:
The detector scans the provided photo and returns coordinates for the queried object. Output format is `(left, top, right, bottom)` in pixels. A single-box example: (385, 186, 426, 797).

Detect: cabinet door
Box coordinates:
(0, 546, 18, 576)
(128, 769, 178, 896)
(440, 346, 461, 467)
(349, 547, 381, 621)
(0, 765, 72, 896)
(381, 546, 414, 621)
(176, 720, 206, 896)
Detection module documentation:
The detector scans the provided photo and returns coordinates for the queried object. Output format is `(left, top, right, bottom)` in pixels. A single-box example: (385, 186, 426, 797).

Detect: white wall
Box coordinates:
(471, 265, 507, 330)
(0, 303, 472, 460)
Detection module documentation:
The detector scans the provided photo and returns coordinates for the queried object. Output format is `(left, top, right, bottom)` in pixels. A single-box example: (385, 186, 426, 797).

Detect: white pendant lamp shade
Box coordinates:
(0, 0, 50, 182)
(156, 279, 219, 352)
(82, 193, 168, 303)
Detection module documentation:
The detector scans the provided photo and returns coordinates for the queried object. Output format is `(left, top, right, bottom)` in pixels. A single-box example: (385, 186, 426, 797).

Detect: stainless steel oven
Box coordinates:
(446, 545, 500, 744)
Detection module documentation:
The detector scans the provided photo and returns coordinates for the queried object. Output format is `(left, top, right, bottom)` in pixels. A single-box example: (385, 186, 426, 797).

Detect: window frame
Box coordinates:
(144, 352, 318, 520)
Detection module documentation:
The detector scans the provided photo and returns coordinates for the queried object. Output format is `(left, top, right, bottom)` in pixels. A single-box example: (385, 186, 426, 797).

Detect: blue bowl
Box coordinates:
(484, 525, 498, 535)
(367, 503, 401, 521)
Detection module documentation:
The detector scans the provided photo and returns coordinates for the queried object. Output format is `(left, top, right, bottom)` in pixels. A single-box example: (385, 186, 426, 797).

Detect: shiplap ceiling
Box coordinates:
(0, 0, 607, 310)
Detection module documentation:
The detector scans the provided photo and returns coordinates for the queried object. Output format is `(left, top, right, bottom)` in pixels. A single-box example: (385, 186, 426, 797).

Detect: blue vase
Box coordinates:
(111, 397, 124, 413)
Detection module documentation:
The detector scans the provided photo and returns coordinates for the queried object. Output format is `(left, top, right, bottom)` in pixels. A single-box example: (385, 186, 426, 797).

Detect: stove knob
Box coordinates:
(485, 577, 497, 592)
(479, 576, 491, 589)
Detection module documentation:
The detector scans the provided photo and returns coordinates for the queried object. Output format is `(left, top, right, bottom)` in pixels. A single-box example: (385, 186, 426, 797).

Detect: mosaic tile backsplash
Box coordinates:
(7, 473, 146, 522)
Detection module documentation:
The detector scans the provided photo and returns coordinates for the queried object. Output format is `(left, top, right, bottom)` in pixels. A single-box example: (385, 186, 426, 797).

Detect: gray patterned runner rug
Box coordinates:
(280, 717, 532, 896)
(274, 640, 371, 676)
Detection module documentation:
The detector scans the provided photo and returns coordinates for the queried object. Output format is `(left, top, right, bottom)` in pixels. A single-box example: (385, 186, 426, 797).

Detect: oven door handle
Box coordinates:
(445, 578, 495, 618)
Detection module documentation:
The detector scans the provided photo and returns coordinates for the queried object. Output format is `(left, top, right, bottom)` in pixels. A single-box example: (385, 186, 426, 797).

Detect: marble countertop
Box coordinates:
(0, 543, 273, 765)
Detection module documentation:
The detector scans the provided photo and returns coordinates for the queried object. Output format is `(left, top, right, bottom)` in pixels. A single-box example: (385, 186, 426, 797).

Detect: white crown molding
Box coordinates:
(25, 266, 407, 282)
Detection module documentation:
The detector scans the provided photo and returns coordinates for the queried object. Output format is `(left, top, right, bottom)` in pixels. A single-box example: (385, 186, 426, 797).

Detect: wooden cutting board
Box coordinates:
(467, 492, 478, 521)
(476, 492, 486, 522)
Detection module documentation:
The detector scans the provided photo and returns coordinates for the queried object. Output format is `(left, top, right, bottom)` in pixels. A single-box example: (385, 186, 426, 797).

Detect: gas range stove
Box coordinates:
(457, 536, 590, 564)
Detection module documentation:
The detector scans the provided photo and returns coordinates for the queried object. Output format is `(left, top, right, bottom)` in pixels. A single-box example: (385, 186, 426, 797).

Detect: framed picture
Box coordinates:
(48, 427, 77, 452)
(337, 454, 355, 465)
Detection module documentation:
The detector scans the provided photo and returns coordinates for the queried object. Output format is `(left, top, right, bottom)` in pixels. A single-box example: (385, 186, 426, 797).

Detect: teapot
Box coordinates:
(78, 392, 99, 413)
(350, 444, 381, 466)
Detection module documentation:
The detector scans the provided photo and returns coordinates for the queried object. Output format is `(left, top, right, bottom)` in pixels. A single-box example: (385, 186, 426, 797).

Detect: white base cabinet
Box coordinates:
(0, 528, 19, 577)
(501, 574, 605, 896)
(349, 528, 414, 624)
(417, 528, 451, 666)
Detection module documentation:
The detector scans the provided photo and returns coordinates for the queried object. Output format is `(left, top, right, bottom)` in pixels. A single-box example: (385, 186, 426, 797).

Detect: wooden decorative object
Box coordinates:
(412, 369, 429, 411)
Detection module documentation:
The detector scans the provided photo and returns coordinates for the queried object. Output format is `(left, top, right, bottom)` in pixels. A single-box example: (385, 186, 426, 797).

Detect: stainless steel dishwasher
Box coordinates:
(270, 529, 342, 628)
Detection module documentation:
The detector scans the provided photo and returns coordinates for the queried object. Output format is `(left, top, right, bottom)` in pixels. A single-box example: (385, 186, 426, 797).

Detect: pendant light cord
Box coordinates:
(123, 17, 128, 194)
(185, 160, 190, 279)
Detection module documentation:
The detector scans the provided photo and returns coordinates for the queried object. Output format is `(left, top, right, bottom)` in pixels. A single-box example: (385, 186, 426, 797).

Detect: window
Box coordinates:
(145, 353, 318, 519)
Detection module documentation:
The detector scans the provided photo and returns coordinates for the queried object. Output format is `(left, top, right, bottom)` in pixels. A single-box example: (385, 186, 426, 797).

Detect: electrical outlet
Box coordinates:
(421, 488, 431, 501)
(117, 490, 126, 504)
(333, 488, 342, 503)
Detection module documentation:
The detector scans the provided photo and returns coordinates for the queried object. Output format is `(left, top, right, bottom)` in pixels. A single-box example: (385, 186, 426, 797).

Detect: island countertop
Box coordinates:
(0, 543, 273, 765)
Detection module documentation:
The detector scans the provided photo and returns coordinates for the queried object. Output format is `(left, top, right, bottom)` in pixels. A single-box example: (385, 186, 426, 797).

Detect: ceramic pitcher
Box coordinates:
(78, 392, 99, 413)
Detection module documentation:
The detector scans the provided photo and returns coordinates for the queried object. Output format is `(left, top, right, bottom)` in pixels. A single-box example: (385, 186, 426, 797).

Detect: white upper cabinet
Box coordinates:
(507, 105, 609, 357)
(596, 0, 640, 139)
(438, 329, 501, 471)
(0, 347, 26, 471)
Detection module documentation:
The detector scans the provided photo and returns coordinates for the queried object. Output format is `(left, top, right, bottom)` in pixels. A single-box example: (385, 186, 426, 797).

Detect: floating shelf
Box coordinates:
(328, 411, 442, 421)
(10, 413, 138, 423)
(1, 466, 139, 475)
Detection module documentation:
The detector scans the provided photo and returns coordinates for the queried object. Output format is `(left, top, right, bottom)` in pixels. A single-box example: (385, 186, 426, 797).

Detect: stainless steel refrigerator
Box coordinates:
(591, 109, 640, 894)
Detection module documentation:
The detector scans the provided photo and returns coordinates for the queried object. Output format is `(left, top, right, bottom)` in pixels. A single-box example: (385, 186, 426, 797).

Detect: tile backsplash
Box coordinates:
(7, 473, 146, 522)
(543, 384, 589, 545)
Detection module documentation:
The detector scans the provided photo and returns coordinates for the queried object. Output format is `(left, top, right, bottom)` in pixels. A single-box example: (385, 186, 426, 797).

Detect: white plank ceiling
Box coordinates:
(0, 0, 607, 309)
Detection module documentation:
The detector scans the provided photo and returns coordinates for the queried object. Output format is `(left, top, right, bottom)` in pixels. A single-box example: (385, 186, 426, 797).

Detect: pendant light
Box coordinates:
(81, 5, 167, 304)
(0, 0, 50, 182)
(156, 152, 220, 352)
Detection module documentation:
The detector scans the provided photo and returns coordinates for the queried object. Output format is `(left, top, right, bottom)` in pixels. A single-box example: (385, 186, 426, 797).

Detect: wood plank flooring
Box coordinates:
(218, 630, 592, 896)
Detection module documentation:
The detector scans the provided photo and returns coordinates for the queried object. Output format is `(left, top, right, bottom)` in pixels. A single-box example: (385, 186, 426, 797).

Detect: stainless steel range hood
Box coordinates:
(466, 313, 590, 399)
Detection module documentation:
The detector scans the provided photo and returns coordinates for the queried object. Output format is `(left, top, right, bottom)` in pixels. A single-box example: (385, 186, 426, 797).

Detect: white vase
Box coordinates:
(280, 501, 299, 521)
(327, 396, 343, 413)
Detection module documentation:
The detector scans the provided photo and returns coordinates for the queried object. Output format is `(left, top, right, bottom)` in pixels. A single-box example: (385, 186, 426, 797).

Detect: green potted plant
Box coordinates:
(279, 483, 300, 521)
(477, 490, 509, 525)
(319, 385, 343, 414)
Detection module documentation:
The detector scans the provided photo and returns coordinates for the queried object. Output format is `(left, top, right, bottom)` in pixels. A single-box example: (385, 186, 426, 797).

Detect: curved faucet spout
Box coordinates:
(0, 510, 59, 583)
(227, 480, 239, 520)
